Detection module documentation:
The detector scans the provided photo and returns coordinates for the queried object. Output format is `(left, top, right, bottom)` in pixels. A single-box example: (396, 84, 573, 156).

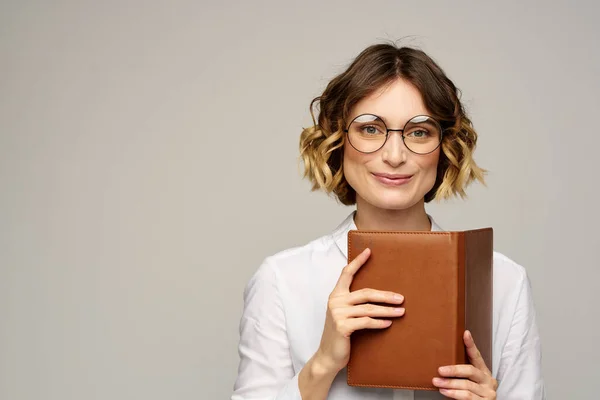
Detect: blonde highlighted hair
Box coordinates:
(299, 43, 486, 205)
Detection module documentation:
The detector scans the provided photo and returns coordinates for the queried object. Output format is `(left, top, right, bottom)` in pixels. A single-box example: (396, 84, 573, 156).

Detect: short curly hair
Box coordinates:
(299, 43, 486, 205)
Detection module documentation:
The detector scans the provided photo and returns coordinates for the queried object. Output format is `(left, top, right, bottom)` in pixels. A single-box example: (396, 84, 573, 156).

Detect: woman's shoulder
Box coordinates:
(262, 231, 338, 271)
(492, 251, 527, 278)
(243, 231, 341, 299)
(251, 230, 339, 274)
(491, 251, 532, 300)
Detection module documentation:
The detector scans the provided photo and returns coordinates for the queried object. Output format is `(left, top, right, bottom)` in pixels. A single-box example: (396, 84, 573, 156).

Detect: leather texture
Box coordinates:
(347, 228, 493, 390)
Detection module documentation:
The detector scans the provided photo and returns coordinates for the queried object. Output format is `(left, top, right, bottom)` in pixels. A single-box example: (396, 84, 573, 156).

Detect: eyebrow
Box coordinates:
(352, 113, 433, 127)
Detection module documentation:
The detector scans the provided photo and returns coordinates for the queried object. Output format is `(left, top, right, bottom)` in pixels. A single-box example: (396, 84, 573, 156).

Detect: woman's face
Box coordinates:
(343, 78, 441, 211)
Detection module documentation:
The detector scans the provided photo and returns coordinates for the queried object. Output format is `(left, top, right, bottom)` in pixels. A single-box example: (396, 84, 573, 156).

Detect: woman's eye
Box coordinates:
(362, 125, 380, 134)
(408, 129, 428, 138)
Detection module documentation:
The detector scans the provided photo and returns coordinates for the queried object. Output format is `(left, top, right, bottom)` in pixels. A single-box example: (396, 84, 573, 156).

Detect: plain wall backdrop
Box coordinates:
(1, 0, 599, 399)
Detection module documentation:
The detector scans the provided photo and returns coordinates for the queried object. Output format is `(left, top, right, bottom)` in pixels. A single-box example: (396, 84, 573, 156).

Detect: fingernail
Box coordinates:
(432, 377, 443, 385)
(394, 308, 405, 314)
(393, 294, 403, 301)
(438, 366, 449, 374)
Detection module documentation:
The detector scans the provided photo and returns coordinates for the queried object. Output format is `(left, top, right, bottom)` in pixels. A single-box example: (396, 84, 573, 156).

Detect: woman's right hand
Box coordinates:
(315, 247, 406, 374)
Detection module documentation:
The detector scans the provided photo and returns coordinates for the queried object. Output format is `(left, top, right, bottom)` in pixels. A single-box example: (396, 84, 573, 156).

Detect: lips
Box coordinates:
(373, 173, 413, 179)
(372, 172, 413, 186)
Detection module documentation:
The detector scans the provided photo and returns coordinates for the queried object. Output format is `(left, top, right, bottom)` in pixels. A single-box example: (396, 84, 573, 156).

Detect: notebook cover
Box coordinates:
(346, 229, 493, 390)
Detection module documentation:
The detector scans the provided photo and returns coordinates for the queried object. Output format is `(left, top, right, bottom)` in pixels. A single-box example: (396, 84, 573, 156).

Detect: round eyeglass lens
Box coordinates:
(402, 115, 442, 154)
(347, 114, 387, 153)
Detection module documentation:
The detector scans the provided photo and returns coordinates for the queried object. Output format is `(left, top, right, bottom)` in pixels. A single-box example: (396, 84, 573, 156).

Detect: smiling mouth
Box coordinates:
(371, 173, 413, 186)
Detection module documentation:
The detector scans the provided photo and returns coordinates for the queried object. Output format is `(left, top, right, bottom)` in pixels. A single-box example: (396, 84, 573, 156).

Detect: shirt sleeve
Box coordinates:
(496, 270, 546, 399)
(232, 258, 302, 400)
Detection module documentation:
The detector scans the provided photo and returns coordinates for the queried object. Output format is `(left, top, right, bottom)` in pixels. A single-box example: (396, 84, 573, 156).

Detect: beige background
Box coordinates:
(1, 1, 599, 399)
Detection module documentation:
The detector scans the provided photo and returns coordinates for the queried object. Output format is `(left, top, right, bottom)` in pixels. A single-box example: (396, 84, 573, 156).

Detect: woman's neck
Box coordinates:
(353, 197, 431, 231)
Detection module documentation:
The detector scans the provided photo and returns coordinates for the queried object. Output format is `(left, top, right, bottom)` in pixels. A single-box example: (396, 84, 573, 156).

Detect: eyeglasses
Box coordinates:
(343, 114, 443, 155)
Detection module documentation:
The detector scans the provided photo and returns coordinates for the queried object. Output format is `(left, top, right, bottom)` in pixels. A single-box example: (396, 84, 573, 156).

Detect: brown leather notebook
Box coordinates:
(347, 228, 493, 390)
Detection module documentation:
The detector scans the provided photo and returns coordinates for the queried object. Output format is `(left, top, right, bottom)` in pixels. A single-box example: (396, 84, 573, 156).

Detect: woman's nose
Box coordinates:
(381, 132, 408, 167)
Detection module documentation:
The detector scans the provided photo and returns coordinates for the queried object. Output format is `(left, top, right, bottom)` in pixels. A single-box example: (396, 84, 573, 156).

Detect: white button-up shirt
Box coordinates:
(232, 212, 545, 399)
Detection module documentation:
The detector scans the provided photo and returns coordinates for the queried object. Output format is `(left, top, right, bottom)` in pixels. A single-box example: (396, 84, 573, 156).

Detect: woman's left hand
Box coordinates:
(432, 330, 498, 399)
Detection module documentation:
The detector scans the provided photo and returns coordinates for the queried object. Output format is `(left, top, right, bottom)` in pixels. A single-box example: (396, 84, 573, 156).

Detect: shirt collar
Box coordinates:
(332, 210, 444, 258)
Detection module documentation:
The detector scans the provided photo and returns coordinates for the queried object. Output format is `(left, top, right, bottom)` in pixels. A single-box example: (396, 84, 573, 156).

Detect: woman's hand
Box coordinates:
(432, 330, 498, 399)
(314, 248, 406, 374)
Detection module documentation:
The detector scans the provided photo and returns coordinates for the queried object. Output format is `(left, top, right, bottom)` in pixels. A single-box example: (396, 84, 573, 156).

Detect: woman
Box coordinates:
(232, 43, 544, 399)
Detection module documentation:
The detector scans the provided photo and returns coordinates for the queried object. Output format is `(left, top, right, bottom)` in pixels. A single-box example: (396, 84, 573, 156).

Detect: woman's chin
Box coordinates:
(363, 193, 420, 211)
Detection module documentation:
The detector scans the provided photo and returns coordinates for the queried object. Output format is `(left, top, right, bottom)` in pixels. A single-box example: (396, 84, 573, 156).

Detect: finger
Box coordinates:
(438, 388, 484, 399)
(432, 377, 490, 398)
(339, 316, 392, 337)
(333, 248, 371, 292)
(464, 330, 491, 375)
(438, 365, 487, 384)
(346, 288, 404, 306)
(340, 303, 405, 318)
